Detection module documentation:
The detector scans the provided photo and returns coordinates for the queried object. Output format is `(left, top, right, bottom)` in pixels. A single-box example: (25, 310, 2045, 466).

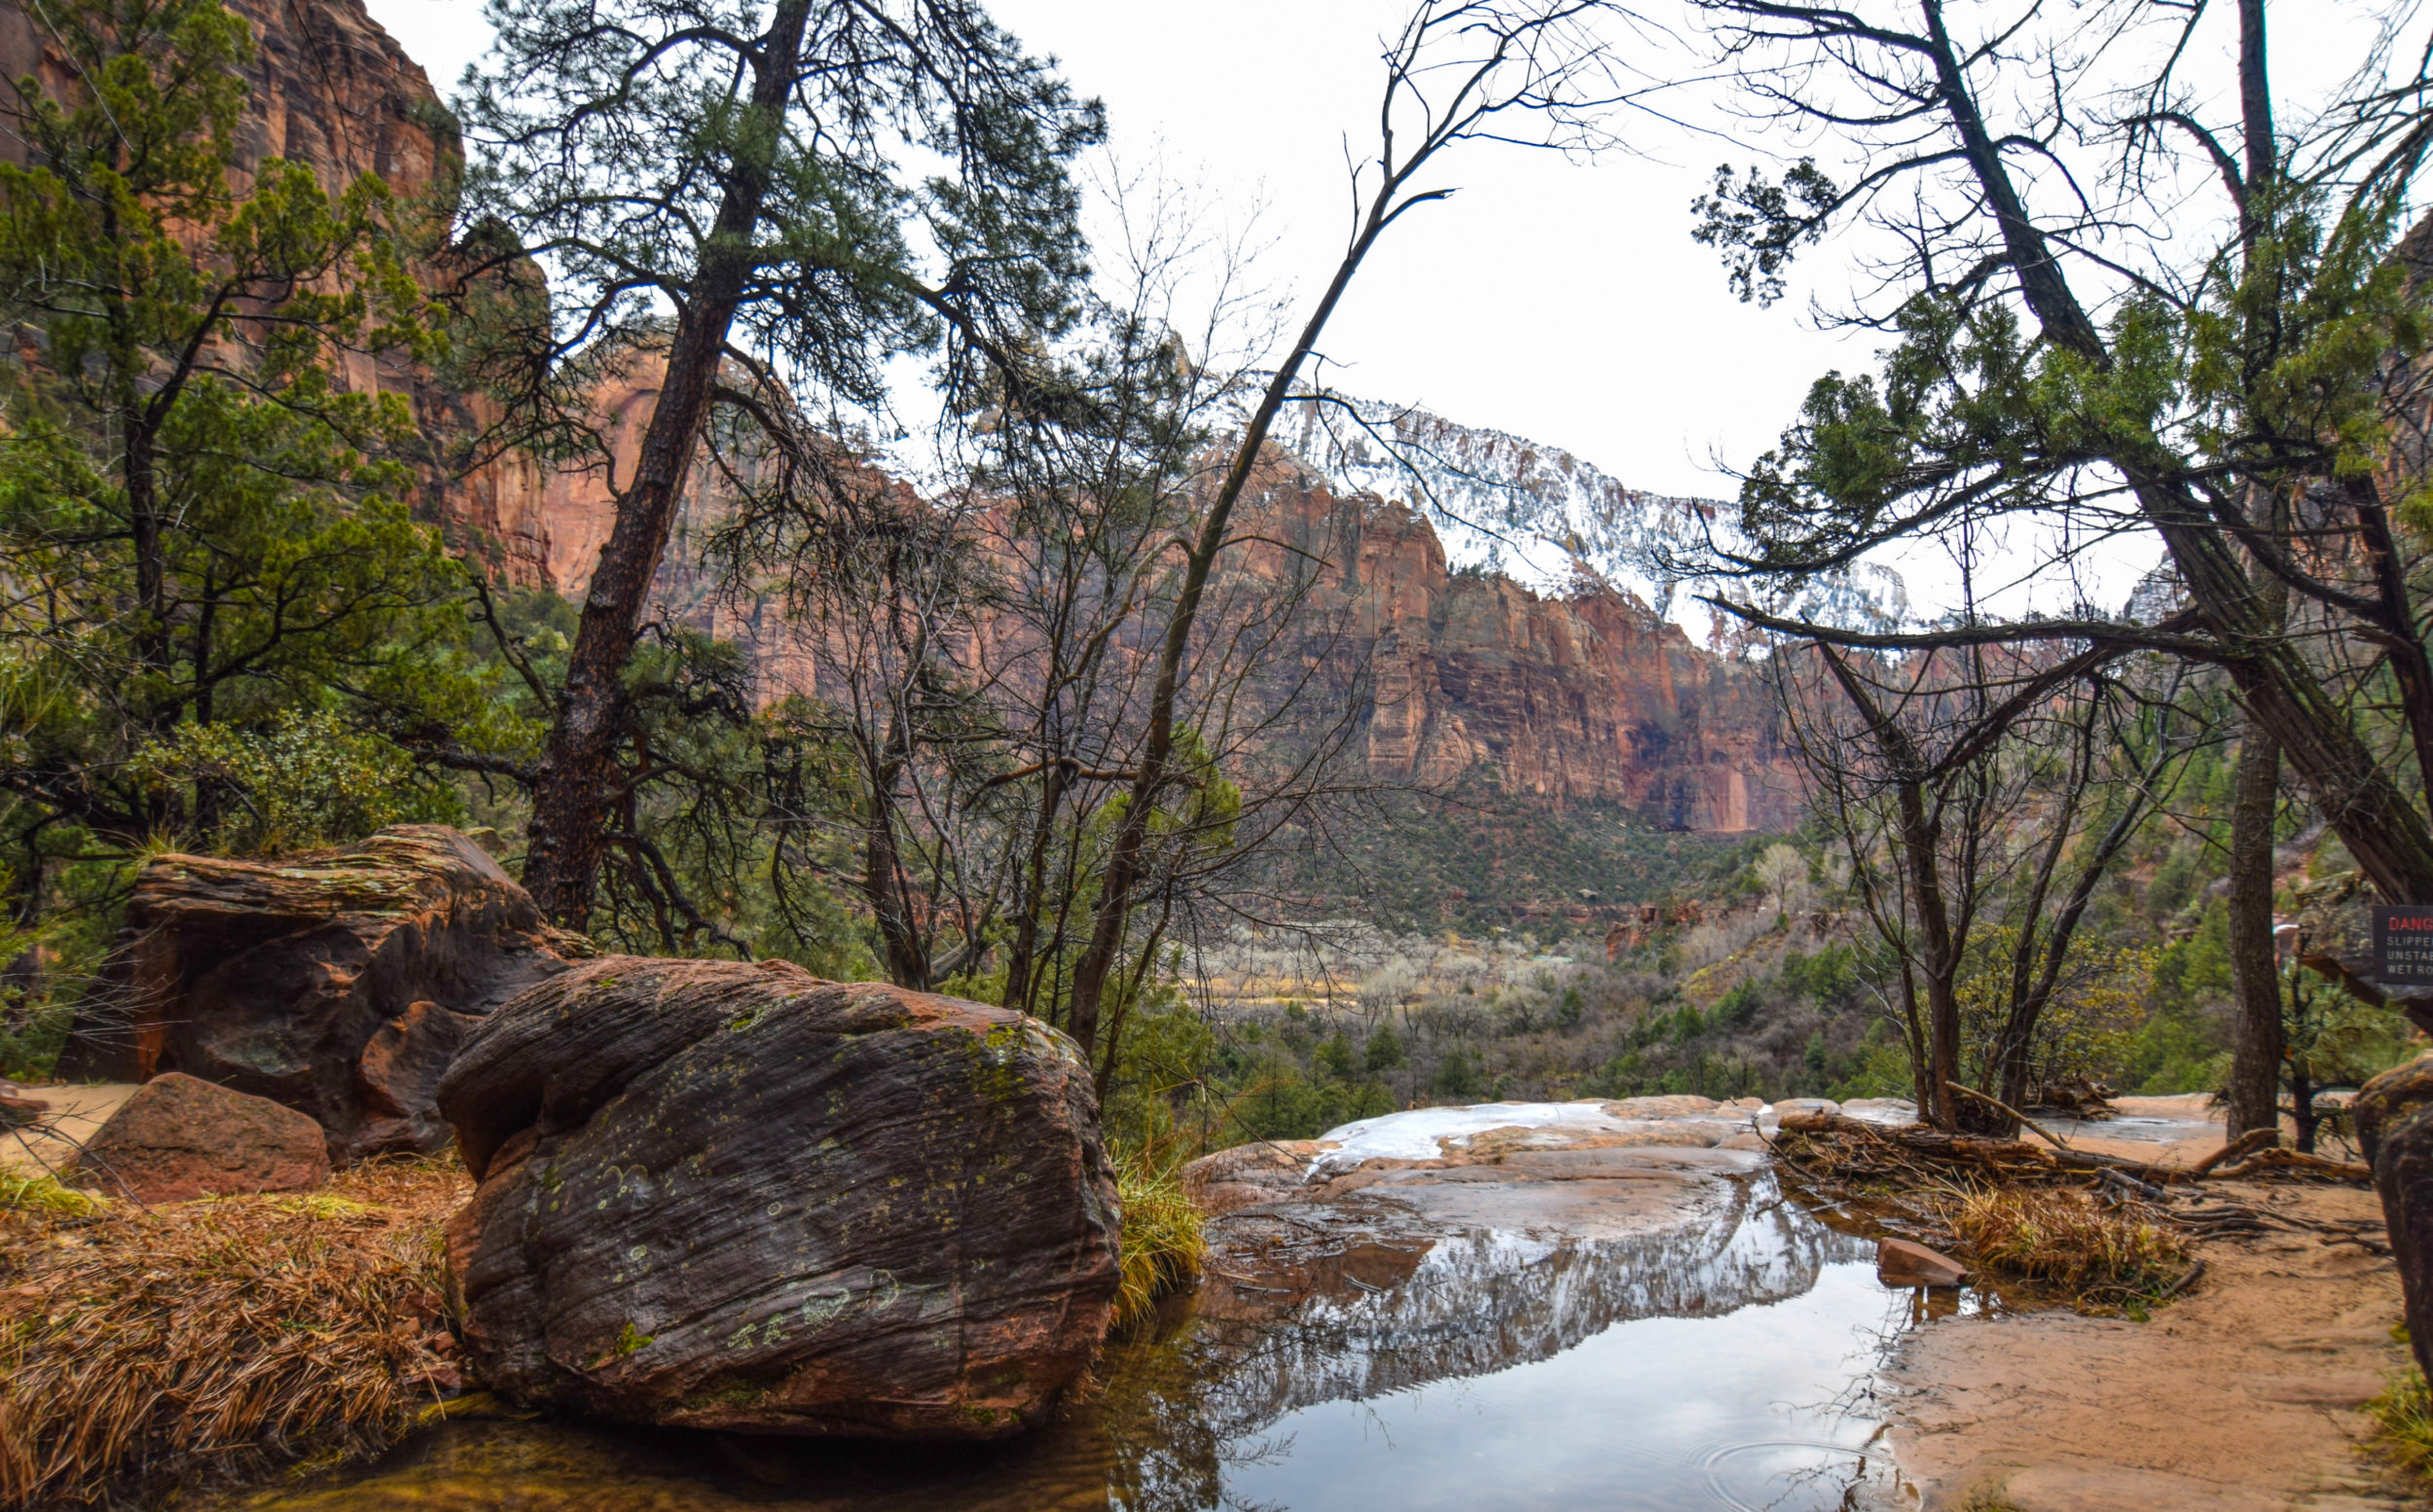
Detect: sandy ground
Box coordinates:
(1885, 1156, 2418, 1509)
(3, 1080, 137, 1178)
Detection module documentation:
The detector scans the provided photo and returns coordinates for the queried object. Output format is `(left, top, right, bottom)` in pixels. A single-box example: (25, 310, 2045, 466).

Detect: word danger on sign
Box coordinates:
(2376, 906, 2433, 986)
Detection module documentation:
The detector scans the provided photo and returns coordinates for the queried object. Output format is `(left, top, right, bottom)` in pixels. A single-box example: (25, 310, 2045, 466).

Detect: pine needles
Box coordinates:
(0, 1155, 469, 1508)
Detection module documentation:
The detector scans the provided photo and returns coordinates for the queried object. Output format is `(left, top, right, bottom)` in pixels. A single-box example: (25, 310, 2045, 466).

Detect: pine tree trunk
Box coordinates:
(521, 0, 815, 929)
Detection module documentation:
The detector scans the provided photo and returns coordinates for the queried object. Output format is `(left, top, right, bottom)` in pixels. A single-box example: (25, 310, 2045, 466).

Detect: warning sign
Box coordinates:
(2376, 906, 2433, 986)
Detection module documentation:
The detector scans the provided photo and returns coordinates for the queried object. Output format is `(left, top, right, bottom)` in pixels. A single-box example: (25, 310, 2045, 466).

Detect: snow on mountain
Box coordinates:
(1275, 393, 1907, 641)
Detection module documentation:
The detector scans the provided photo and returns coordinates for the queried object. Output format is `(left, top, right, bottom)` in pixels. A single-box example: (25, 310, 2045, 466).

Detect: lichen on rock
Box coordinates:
(437, 955, 1122, 1439)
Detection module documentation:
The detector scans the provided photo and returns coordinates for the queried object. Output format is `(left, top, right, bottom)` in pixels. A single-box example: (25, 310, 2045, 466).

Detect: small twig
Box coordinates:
(2158, 1258, 2207, 1299)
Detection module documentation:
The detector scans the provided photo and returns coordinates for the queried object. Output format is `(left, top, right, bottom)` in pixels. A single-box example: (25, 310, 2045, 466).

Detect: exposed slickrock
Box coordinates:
(436, 955, 1122, 1439)
(56, 826, 573, 1163)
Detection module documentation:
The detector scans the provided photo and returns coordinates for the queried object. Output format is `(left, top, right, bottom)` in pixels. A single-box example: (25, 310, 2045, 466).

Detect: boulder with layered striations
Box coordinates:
(437, 955, 1122, 1439)
(57, 825, 575, 1162)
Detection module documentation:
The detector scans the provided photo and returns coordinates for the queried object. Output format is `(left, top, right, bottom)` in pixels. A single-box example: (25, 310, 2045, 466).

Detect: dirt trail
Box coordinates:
(1886, 1176, 2415, 1512)
(3, 1081, 137, 1177)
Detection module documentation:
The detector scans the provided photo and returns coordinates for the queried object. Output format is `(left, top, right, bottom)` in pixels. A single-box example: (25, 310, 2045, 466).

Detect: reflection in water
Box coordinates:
(237, 1170, 1912, 1512)
(1103, 1170, 1892, 1512)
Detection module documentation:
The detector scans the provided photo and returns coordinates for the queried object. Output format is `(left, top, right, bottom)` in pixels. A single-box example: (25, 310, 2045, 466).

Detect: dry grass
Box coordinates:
(0, 1155, 471, 1508)
(1112, 1149, 1206, 1329)
(1939, 1184, 2189, 1302)
(2367, 1365, 2433, 1489)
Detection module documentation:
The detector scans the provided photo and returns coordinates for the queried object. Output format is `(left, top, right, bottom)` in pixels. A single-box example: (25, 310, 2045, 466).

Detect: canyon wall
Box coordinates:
(1236, 461, 1803, 834)
(0, 0, 1802, 837)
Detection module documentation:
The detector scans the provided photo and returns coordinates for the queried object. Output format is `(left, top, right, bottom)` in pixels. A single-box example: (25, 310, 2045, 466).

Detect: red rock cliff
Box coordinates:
(1224, 460, 1802, 834)
(0, 0, 1801, 836)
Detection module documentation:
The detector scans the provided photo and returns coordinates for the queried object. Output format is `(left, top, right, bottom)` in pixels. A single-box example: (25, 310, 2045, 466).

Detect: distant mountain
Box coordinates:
(1277, 394, 1909, 637)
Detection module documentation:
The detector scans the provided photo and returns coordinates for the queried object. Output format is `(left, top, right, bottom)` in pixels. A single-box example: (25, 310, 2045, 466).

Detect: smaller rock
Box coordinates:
(1771, 1098, 1840, 1120)
(68, 1071, 329, 1203)
(1183, 1140, 1328, 1214)
(1877, 1237, 1970, 1287)
(0, 1077, 44, 1128)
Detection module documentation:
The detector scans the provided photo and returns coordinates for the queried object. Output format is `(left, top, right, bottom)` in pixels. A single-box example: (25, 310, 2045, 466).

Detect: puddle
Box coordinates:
(2043, 1114, 2212, 1144)
(236, 1169, 1936, 1512)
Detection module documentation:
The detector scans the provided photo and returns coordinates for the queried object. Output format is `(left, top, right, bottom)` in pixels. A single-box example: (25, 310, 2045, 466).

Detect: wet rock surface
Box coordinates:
(57, 825, 574, 1163)
(437, 955, 1120, 1440)
(66, 1070, 330, 1203)
(1165, 1098, 1886, 1472)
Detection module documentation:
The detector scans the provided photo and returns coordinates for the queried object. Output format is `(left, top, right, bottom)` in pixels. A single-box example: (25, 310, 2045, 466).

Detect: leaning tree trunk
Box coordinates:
(521, 0, 816, 929)
(2226, 718, 2284, 1138)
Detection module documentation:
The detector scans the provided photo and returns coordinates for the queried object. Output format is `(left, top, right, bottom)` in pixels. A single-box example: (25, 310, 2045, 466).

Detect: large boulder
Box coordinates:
(57, 825, 576, 1163)
(2357, 1051, 2433, 1379)
(66, 1071, 330, 1203)
(437, 955, 1122, 1439)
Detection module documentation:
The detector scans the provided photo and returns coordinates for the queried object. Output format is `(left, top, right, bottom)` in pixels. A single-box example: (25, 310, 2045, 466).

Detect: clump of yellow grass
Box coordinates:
(0, 1155, 470, 1508)
(1938, 1183, 2188, 1301)
(2368, 1364, 2433, 1488)
(1112, 1148, 1207, 1329)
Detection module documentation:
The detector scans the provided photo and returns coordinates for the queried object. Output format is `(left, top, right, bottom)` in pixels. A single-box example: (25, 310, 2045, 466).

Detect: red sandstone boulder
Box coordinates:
(437, 955, 1122, 1439)
(67, 1071, 329, 1202)
(1876, 1238, 1971, 1288)
(57, 825, 575, 1163)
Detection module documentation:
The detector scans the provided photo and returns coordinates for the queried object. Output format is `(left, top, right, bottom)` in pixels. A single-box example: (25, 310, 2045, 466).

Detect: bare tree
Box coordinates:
(1779, 634, 2193, 1132)
(1683, 0, 2433, 928)
(1062, 0, 1650, 1063)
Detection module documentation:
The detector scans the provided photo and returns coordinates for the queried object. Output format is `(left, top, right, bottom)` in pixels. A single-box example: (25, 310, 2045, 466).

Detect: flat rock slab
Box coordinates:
(67, 1071, 329, 1202)
(439, 956, 1120, 1440)
(0, 1081, 134, 1177)
(1888, 1178, 2412, 1511)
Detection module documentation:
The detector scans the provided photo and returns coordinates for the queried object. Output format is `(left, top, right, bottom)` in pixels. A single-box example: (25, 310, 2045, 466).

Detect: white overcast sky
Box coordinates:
(362, 0, 2395, 616)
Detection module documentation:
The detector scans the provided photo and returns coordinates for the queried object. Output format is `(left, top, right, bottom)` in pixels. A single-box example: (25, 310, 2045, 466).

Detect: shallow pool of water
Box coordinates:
(242, 1174, 1934, 1512)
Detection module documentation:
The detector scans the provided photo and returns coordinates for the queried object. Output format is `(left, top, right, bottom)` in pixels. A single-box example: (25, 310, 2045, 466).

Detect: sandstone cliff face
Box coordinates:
(1228, 462, 1802, 834)
(0, 0, 568, 586)
(8, 0, 1798, 836)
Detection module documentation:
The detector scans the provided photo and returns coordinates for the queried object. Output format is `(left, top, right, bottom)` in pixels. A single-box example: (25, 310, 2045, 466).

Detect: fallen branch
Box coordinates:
(2191, 1127, 2279, 1179)
(2208, 1147, 2374, 1184)
(1946, 1081, 2072, 1150)
(2158, 1257, 2207, 1299)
